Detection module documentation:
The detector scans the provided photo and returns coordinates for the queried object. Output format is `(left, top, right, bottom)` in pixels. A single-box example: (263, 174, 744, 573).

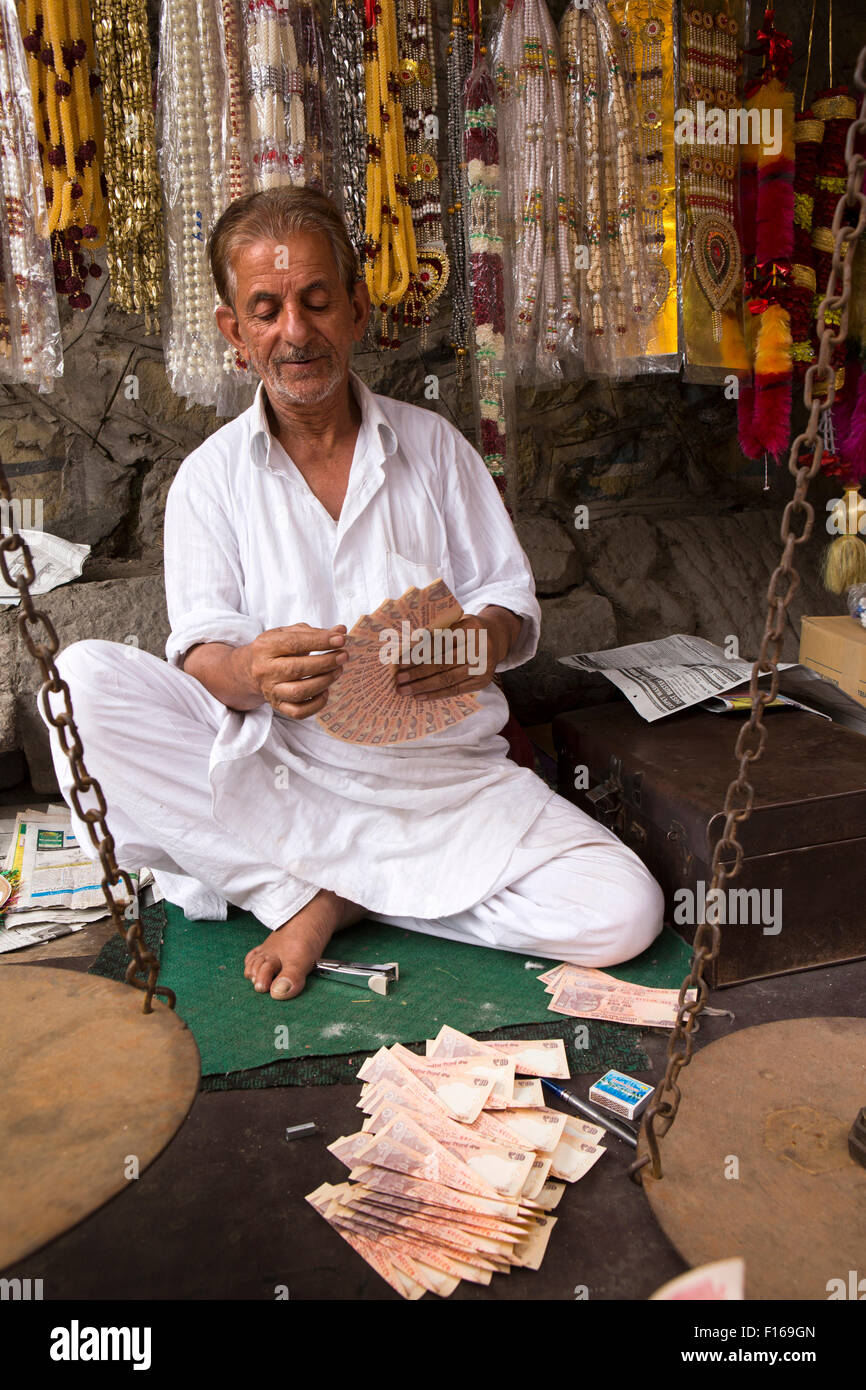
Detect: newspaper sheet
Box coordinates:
(558, 634, 794, 722)
(0, 530, 90, 605)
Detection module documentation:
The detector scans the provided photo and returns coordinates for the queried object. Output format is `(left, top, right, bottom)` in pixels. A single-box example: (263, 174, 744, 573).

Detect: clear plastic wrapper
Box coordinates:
(157, 0, 252, 415)
(493, 0, 579, 386)
(560, 0, 656, 378)
(0, 0, 61, 390)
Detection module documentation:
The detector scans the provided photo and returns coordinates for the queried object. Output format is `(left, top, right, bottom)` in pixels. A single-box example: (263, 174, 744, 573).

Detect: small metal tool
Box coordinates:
(312, 958, 399, 995)
(285, 1122, 317, 1141)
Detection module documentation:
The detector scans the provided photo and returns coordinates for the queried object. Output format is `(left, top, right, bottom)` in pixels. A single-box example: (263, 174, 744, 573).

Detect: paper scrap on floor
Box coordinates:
(307, 1025, 607, 1299)
(0, 806, 149, 952)
(539, 962, 696, 1028)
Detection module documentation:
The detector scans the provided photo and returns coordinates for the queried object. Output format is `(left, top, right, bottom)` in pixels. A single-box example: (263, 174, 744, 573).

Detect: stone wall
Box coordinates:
(1, 0, 859, 787)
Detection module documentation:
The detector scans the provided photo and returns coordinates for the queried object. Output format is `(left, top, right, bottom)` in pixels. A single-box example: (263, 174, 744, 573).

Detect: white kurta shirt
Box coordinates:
(163, 372, 553, 917)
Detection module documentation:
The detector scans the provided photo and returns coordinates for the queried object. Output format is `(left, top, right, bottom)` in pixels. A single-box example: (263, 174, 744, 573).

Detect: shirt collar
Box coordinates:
(249, 371, 399, 472)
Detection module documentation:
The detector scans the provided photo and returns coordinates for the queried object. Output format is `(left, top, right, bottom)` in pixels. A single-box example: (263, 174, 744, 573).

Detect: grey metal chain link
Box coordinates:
(630, 46, 866, 1183)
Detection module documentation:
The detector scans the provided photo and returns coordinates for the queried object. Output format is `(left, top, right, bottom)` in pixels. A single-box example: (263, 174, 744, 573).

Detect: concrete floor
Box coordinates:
(3, 923, 865, 1302)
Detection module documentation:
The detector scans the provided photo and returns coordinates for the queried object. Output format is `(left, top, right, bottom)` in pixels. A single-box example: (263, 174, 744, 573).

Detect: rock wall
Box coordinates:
(0, 0, 858, 787)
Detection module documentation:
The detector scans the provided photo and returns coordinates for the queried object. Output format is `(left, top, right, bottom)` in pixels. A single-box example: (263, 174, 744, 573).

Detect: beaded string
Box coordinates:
(446, 0, 472, 374)
(561, 0, 648, 372)
(363, 0, 422, 347)
(91, 0, 164, 333)
(222, 0, 251, 201)
(245, 0, 305, 188)
(331, 0, 367, 259)
(464, 25, 509, 484)
(158, 0, 249, 413)
(494, 0, 577, 383)
(18, 0, 107, 311)
(398, 0, 448, 347)
(0, 0, 61, 386)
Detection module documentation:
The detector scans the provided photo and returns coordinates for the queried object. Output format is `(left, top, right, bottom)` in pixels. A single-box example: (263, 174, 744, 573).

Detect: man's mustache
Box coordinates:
(271, 347, 333, 365)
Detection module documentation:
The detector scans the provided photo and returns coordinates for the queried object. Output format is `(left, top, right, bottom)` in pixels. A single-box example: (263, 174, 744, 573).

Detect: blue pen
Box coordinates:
(541, 1077, 640, 1148)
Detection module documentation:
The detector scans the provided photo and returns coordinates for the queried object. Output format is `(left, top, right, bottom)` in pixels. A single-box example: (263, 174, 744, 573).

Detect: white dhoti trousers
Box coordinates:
(42, 640, 665, 968)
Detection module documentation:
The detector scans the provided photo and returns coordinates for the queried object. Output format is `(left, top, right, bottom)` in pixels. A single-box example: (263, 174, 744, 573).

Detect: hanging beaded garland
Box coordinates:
(561, 0, 650, 375)
(330, 0, 367, 259)
(158, 0, 249, 413)
(681, 6, 743, 345)
(0, 0, 61, 387)
(446, 0, 472, 374)
(786, 110, 823, 373)
(91, 0, 164, 333)
(363, 0, 424, 347)
(397, 0, 449, 345)
(495, 0, 578, 384)
(295, 0, 333, 192)
(222, 0, 251, 202)
(464, 36, 508, 483)
(244, 0, 307, 188)
(809, 87, 858, 395)
(18, 0, 107, 311)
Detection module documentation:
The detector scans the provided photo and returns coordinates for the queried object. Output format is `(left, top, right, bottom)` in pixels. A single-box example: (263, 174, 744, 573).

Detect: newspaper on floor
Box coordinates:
(0, 529, 90, 605)
(0, 807, 148, 953)
(558, 634, 796, 723)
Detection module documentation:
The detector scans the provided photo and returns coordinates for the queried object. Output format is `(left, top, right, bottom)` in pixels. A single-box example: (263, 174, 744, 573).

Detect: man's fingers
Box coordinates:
(272, 671, 339, 706)
(397, 666, 472, 696)
(264, 625, 347, 656)
(276, 692, 330, 720)
(269, 650, 348, 684)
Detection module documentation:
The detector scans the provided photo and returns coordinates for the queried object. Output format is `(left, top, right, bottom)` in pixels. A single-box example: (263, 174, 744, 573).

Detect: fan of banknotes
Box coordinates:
(316, 580, 479, 746)
(307, 1026, 608, 1299)
(540, 963, 696, 1027)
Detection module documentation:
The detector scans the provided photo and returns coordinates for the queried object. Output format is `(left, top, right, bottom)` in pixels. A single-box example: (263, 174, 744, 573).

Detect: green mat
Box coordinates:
(90, 900, 691, 1086)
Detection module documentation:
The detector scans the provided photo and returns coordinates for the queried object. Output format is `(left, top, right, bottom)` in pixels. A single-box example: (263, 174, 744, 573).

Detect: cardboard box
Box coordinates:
(799, 615, 866, 710)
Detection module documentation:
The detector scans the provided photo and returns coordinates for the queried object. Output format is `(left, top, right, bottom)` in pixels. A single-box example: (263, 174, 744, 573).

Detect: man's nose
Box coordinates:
(275, 300, 315, 343)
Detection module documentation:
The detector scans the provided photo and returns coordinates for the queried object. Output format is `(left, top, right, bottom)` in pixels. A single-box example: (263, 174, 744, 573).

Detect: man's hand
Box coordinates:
(393, 606, 521, 699)
(183, 624, 347, 717)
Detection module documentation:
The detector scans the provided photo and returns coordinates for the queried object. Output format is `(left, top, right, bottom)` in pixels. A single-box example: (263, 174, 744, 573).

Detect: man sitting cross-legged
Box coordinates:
(43, 186, 664, 1000)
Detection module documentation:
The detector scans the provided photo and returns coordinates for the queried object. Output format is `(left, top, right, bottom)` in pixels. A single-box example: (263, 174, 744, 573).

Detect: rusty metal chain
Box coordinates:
(0, 512, 175, 1014)
(630, 46, 866, 1183)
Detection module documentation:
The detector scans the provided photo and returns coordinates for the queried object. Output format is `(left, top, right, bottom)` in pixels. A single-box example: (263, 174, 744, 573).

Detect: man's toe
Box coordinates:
(252, 957, 278, 992)
(270, 970, 302, 1000)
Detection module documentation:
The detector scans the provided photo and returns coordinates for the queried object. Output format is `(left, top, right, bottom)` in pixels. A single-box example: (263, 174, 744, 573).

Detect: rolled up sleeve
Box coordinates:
(163, 455, 262, 669)
(439, 425, 540, 670)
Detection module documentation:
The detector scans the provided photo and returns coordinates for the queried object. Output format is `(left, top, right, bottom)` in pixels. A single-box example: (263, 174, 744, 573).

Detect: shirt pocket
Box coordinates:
(385, 548, 444, 596)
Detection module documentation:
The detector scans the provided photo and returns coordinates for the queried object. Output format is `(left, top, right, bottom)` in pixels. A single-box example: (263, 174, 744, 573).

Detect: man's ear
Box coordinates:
(351, 279, 371, 342)
(215, 302, 246, 354)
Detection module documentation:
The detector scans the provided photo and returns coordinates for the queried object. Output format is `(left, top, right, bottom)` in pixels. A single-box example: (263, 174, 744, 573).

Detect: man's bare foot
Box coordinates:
(243, 890, 365, 1000)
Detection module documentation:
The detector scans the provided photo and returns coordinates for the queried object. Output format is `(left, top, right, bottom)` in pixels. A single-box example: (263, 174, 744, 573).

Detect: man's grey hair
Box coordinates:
(207, 187, 360, 309)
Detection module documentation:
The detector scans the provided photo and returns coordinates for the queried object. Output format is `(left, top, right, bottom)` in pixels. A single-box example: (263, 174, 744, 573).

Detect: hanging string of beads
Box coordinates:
(222, 0, 251, 202)
(561, 0, 651, 375)
(331, 0, 367, 259)
(295, 0, 332, 192)
(494, 0, 578, 384)
(244, 0, 306, 188)
(363, 0, 424, 348)
(446, 0, 472, 374)
(91, 0, 164, 333)
(0, 0, 61, 387)
(18, 0, 107, 312)
(464, 0, 508, 485)
(158, 0, 249, 413)
(397, 0, 449, 348)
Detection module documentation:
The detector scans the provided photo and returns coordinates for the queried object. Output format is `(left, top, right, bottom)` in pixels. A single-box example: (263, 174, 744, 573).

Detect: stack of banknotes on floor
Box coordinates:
(540, 963, 696, 1028)
(307, 1025, 606, 1299)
